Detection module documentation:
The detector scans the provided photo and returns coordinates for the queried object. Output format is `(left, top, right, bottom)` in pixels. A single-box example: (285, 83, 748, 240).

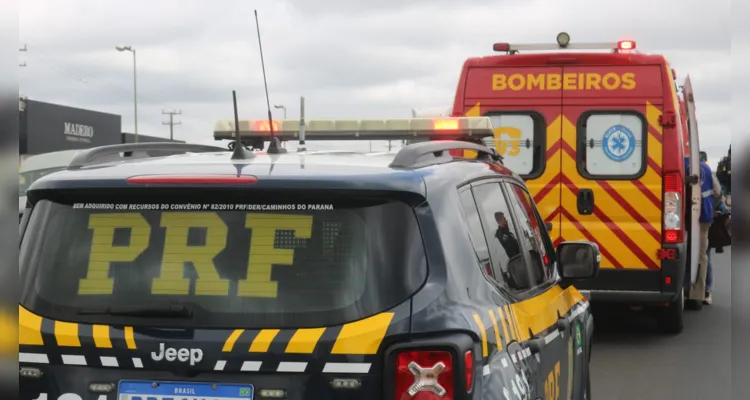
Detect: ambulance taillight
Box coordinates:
(663, 172, 683, 243)
(617, 40, 636, 51)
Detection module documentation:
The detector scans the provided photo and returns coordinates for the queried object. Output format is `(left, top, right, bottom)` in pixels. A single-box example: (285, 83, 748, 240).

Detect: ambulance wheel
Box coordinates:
(658, 290, 684, 334)
(686, 299, 703, 311)
(583, 369, 591, 400)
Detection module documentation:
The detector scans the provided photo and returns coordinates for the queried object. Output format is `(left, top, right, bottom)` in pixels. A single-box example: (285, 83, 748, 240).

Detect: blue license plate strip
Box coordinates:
(118, 380, 254, 400)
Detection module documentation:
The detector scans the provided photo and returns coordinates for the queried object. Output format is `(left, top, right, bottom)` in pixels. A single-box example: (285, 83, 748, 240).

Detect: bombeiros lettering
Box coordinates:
(151, 342, 204, 366)
(492, 72, 636, 91)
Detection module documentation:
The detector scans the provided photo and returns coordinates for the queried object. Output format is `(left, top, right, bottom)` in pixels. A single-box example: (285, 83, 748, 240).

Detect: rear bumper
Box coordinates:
(575, 243, 687, 305)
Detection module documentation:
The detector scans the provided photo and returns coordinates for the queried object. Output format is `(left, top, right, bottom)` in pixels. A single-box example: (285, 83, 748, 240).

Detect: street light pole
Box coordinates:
(116, 45, 138, 142)
(274, 104, 286, 119)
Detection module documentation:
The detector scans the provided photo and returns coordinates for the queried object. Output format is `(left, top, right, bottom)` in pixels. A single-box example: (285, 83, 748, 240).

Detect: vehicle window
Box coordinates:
(579, 113, 646, 177)
(505, 182, 554, 285)
(471, 182, 532, 292)
(458, 188, 493, 279)
(483, 113, 544, 177)
(19, 191, 427, 329)
(19, 167, 66, 196)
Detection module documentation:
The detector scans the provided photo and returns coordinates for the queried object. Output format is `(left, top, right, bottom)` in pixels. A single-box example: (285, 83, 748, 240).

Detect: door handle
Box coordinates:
(545, 222, 553, 231)
(577, 189, 594, 215)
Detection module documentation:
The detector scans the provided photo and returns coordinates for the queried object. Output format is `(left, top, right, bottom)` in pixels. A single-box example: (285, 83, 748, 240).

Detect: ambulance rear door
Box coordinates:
(558, 65, 665, 274)
(682, 75, 701, 285)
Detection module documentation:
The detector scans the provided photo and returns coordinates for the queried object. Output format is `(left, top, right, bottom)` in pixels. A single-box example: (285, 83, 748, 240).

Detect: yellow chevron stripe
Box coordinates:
(54, 321, 81, 347)
(472, 313, 488, 358)
(331, 312, 394, 355)
(19, 306, 43, 346)
(285, 328, 326, 354)
(464, 102, 481, 158)
(222, 329, 244, 352)
(124, 326, 137, 349)
(92, 325, 112, 348)
(0, 309, 15, 355)
(559, 211, 617, 269)
(487, 309, 503, 351)
(249, 329, 279, 353)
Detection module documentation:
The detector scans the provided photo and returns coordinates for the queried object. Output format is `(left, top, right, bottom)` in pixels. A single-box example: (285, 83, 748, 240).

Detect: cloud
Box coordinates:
(19, 0, 731, 155)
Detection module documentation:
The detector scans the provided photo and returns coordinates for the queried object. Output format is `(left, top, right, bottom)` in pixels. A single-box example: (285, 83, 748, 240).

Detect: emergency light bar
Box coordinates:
(213, 117, 496, 142)
(493, 32, 636, 53)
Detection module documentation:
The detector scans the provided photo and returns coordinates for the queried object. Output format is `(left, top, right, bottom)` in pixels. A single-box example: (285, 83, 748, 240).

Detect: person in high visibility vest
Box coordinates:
(688, 151, 721, 306)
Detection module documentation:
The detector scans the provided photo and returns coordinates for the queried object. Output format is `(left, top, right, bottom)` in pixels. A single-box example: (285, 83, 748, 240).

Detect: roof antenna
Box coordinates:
(254, 9, 286, 155)
(230, 90, 254, 160)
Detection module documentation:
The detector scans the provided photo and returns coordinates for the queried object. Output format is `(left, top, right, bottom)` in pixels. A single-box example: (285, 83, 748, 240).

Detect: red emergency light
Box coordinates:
(493, 43, 511, 52)
(617, 40, 636, 51)
(253, 120, 280, 132)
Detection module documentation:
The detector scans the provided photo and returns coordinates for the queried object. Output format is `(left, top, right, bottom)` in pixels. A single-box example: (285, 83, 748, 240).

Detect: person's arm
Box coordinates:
(713, 173, 722, 196)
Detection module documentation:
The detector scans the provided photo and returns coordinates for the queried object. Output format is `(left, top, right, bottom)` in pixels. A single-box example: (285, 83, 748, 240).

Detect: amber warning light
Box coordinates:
(433, 119, 460, 130)
(253, 120, 280, 132)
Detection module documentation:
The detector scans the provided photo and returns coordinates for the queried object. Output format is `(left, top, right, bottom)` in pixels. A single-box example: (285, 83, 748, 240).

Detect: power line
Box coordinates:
(162, 110, 182, 140)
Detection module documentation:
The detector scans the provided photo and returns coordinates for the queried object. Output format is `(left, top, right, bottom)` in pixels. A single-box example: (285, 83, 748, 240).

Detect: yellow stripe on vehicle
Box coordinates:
(19, 306, 43, 346)
(497, 307, 513, 345)
(472, 313, 488, 358)
(92, 325, 112, 348)
(54, 321, 81, 347)
(285, 328, 326, 354)
(222, 329, 244, 352)
(487, 309, 503, 351)
(0, 308, 17, 355)
(331, 312, 394, 355)
(510, 286, 583, 342)
(124, 326, 137, 349)
(249, 329, 280, 353)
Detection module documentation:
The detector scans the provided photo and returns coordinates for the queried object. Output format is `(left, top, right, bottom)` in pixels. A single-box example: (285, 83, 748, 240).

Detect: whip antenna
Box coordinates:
(254, 9, 286, 154)
(230, 90, 254, 160)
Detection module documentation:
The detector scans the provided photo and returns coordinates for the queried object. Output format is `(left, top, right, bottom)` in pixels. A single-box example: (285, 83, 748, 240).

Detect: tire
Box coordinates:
(686, 299, 703, 311)
(658, 290, 684, 334)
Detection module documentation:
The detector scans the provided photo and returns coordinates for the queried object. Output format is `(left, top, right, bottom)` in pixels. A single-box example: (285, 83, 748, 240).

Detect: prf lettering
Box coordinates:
(492, 72, 636, 91)
(79, 212, 313, 298)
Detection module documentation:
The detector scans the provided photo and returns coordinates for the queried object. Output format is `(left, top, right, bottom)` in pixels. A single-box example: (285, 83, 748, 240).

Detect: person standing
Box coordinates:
(716, 146, 731, 206)
(688, 152, 720, 307)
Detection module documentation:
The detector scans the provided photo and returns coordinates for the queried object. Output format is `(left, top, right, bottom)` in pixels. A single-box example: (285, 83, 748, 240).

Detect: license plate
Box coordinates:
(118, 380, 253, 400)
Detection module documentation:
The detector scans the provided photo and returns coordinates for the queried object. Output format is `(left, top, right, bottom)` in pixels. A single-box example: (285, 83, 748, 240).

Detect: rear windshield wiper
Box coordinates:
(77, 303, 193, 318)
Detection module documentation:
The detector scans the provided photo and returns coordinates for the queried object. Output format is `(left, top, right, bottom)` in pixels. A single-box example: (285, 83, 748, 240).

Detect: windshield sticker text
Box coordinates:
(78, 212, 313, 298)
(492, 72, 636, 91)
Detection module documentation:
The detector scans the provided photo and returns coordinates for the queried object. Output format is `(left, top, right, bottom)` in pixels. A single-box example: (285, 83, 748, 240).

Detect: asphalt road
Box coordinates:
(590, 248, 731, 400)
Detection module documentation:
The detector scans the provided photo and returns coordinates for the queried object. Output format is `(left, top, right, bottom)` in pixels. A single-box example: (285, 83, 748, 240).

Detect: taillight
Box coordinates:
(463, 351, 473, 392)
(663, 172, 683, 243)
(395, 350, 455, 400)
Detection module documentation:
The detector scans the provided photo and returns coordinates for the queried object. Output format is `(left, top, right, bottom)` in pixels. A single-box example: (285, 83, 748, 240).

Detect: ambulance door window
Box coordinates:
(577, 111, 648, 179)
(484, 113, 546, 179)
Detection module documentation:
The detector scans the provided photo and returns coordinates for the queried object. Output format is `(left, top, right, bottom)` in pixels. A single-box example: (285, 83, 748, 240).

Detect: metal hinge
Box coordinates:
(659, 111, 677, 127)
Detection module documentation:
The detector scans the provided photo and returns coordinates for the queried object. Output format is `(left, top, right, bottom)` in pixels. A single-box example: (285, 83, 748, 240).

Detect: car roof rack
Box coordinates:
(67, 142, 227, 170)
(389, 140, 502, 169)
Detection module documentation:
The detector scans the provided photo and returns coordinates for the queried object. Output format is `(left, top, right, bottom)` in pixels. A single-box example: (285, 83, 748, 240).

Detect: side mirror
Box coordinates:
(556, 241, 600, 280)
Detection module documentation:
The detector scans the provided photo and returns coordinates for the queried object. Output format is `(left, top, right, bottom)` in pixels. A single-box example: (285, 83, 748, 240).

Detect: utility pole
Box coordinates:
(19, 44, 27, 67)
(161, 110, 182, 141)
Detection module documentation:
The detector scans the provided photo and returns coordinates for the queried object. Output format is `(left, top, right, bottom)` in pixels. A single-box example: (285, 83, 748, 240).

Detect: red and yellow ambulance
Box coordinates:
(450, 33, 703, 333)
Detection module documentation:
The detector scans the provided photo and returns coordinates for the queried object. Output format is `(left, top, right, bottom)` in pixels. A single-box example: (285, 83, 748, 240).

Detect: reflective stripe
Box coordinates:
(702, 190, 713, 198)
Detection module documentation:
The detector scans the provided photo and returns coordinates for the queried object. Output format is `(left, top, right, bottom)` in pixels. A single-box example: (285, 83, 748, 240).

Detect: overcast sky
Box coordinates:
(19, 0, 733, 163)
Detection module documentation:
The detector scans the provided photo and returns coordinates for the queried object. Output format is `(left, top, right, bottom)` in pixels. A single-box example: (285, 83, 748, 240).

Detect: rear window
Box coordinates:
(19, 190, 427, 329)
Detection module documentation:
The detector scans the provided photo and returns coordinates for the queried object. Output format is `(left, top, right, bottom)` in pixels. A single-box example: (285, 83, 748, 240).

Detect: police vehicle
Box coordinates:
(19, 116, 600, 400)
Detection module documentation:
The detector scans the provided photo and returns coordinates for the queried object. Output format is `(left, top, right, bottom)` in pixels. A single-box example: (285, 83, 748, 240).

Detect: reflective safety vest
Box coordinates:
(699, 161, 715, 224)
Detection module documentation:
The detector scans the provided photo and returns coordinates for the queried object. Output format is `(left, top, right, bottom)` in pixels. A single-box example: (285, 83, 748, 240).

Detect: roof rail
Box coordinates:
(389, 140, 502, 169)
(67, 142, 226, 169)
(213, 117, 496, 143)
